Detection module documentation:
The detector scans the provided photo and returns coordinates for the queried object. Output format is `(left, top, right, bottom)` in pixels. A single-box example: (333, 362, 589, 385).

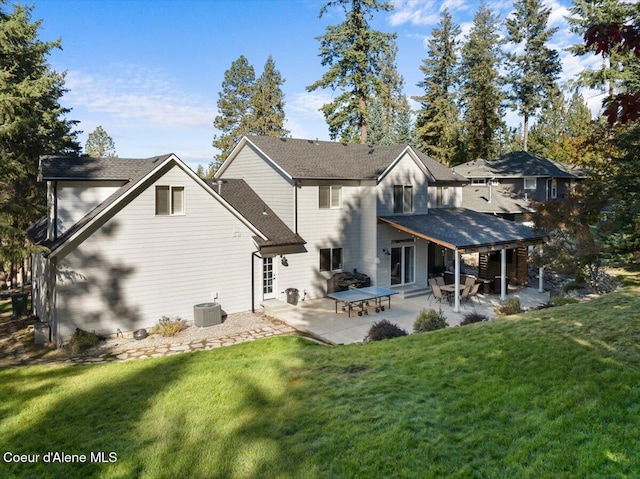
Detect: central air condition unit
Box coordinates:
(193, 302, 222, 327)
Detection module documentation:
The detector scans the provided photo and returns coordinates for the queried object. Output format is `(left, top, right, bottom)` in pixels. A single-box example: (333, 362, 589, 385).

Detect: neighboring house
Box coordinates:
(29, 137, 545, 344)
(453, 151, 584, 221)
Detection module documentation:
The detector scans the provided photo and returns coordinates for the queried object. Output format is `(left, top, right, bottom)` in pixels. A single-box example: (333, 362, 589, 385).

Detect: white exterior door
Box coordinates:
(262, 257, 276, 300)
(390, 245, 415, 286)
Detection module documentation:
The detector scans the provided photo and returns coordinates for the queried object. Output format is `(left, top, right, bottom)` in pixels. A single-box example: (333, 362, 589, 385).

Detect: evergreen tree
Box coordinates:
(250, 56, 289, 138)
(307, 0, 396, 144)
(413, 8, 461, 165)
(567, 0, 635, 98)
(212, 55, 255, 163)
(0, 3, 79, 284)
(392, 94, 414, 145)
(84, 125, 117, 158)
(505, 0, 561, 151)
(459, 5, 505, 160)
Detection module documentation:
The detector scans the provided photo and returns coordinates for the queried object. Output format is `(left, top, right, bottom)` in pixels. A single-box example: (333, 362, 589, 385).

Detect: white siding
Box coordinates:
(275, 184, 369, 299)
(377, 153, 429, 215)
(220, 144, 295, 229)
(31, 253, 52, 323)
(53, 165, 258, 342)
(375, 225, 428, 288)
(56, 181, 125, 234)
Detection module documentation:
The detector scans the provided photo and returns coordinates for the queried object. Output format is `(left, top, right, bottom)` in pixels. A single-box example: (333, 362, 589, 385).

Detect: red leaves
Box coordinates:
(585, 23, 640, 57)
(585, 22, 640, 124)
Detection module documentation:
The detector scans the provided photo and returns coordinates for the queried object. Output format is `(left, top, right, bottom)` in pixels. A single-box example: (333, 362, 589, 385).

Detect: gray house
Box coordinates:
(29, 137, 545, 344)
(453, 151, 584, 221)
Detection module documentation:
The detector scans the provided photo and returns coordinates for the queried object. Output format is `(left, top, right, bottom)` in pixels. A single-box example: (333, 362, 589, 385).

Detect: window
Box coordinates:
(550, 179, 557, 199)
(435, 186, 449, 206)
(471, 178, 486, 185)
(393, 185, 413, 213)
(155, 186, 185, 215)
(320, 247, 342, 272)
(319, 185, 342, 209)
(524, 177, 537, 190)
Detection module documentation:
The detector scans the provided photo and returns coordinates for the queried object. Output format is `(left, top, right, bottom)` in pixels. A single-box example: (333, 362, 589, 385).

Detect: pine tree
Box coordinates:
(459, 5, 505, 160)
(85, 126, 117, 158)
(505, 0, 561, 151)
(307, 0, 396, 144)
(250, 56, 289, 138)
(212, 55, 255, 163)
(413, 8, 461, 165)
(0, 3, 80, 284)
(567, 0, 635, 98)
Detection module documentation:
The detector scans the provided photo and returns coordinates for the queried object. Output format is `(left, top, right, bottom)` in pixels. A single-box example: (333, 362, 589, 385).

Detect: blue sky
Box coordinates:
(30, 0, 601, 170)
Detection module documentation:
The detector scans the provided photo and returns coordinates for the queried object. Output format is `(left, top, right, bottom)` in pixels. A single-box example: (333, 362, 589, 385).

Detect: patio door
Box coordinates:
(390, 245, 415, 286)
(263, 257, 276, 300)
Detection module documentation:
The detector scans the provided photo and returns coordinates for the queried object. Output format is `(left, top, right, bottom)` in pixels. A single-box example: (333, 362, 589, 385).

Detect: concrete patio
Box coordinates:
(262, 287, 550, 345)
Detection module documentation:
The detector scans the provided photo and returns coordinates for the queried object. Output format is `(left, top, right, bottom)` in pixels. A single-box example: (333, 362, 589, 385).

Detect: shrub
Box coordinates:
(533, 302, 556, 310)
(460, 312, 487, 325)
(413, 308, 448, 333)
(154, 316, 187, 337)
(69, 328, 99, 354)
(551, 297, 580, 307)
(562, 281, 584, 293)
(364, 320, 407, 342)
(494, 297, 523, 316)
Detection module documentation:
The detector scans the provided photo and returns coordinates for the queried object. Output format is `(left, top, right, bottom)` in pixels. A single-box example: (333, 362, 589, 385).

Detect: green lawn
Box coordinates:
(1, 269, 639, 478)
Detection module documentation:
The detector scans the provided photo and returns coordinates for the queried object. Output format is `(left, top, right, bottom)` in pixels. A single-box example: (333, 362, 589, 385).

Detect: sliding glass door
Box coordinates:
(390, 244, 415, 286)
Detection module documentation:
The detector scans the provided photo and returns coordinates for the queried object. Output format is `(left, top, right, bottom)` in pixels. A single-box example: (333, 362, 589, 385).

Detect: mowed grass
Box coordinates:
(1, 269, 640, 478)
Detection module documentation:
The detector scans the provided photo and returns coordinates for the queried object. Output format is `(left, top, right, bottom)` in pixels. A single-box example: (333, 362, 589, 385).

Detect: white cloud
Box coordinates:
(288, 91, 333, 118)
(389, 0, 439, 27)
(64, 64, 216, 130)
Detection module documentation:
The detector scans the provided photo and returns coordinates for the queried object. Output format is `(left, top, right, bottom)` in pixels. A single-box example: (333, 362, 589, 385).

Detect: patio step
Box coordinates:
(396, 287, 430, 300)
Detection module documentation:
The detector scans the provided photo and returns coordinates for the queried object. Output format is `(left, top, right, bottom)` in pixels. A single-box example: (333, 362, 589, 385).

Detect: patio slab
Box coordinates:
(262, 287, 550, 345)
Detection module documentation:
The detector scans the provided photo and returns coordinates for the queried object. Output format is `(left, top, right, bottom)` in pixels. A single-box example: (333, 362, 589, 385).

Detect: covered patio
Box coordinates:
(379, 208, 546, 313)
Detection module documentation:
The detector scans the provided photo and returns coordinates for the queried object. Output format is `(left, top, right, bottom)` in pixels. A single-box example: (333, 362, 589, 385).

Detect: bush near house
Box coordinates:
(153, 316, 187, 337)
(364, 319, 407, 341)
(495, 297, 523, 316)
(69, 328, 99, 354)
(460, 311, 487, 325)
(413, 308, 448, 332)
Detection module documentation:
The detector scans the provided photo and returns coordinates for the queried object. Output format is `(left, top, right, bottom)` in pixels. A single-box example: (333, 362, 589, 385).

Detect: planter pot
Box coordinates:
(133, 329, 148, 340)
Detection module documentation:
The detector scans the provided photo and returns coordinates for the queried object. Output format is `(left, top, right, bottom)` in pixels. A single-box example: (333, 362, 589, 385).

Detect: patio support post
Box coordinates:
(454, 248, 461, 313)
(500, 248, 507, 301)
(539, 266, 544, 293)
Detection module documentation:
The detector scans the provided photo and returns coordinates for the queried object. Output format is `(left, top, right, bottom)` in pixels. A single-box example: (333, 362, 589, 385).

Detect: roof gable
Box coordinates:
(220, 136, 466, 183)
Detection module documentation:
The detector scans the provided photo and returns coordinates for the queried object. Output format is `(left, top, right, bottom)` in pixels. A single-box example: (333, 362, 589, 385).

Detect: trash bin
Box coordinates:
(34, 322, 50, 345)
(11, 293, 28, 318)
(285, 288, 299, 305)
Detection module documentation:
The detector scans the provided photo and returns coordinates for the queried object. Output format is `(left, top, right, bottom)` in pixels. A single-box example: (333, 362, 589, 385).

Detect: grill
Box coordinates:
(327, 270, 371, 294)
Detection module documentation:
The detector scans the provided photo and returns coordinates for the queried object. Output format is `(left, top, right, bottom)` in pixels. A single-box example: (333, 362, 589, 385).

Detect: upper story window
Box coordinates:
(524, 177, 537, 190)
(471, 178, 486, 185)
(393, 185, 413, 213)
(319, 185, 342, 209)
(435, 186, 449, 206)
(155, 185, 185, 215)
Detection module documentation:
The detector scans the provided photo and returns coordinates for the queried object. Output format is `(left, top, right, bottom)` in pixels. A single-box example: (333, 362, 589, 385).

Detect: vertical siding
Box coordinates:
(375, 224, 427, 288)
(377, 153, 429, 216)
(53, 165, 257, 342)
(221, 144, 295, 229)
(56, 181, 125, 234)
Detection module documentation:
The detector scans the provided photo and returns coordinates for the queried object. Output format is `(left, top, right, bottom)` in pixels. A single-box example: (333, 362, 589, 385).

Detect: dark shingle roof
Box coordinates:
(245, 136, 465, 183)
(379, 208, 545, 251)
(212, 178, 305, 248)
(453, 151, 578, 179)
(39, 154, 173, 180)
(460, 185, 533, 215)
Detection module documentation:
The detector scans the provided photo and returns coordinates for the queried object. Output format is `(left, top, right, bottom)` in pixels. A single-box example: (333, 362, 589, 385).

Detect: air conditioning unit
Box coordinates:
(193, 302, 222, 327)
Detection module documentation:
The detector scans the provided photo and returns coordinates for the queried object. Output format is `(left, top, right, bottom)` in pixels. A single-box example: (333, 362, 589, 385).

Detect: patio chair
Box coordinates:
(428, 279, 448, 305)
(460, 285, 471, 305)
(435, 276, 445, 287)
(465, 276, 476, 288)
(467, 283, 481, 304)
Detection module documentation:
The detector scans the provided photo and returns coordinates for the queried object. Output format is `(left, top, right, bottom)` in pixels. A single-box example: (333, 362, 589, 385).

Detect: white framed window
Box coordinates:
(435, 186, 449, 206)
(471, 178, 486, 185)
(524, 177, 537, 190)
(393, 185, 413, 213)
(320, 247, 342, 272)
(155, 185, 185, 215)
(319, 185, 342, 209)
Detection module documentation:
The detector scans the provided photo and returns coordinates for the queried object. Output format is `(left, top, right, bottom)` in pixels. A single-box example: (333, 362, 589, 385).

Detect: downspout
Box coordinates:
(294, 181, 299, 234)
(251, 251, 260, 313)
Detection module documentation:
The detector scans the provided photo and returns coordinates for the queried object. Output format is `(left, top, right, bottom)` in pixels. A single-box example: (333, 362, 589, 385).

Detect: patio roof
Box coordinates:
(378, 208, 546, 253)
